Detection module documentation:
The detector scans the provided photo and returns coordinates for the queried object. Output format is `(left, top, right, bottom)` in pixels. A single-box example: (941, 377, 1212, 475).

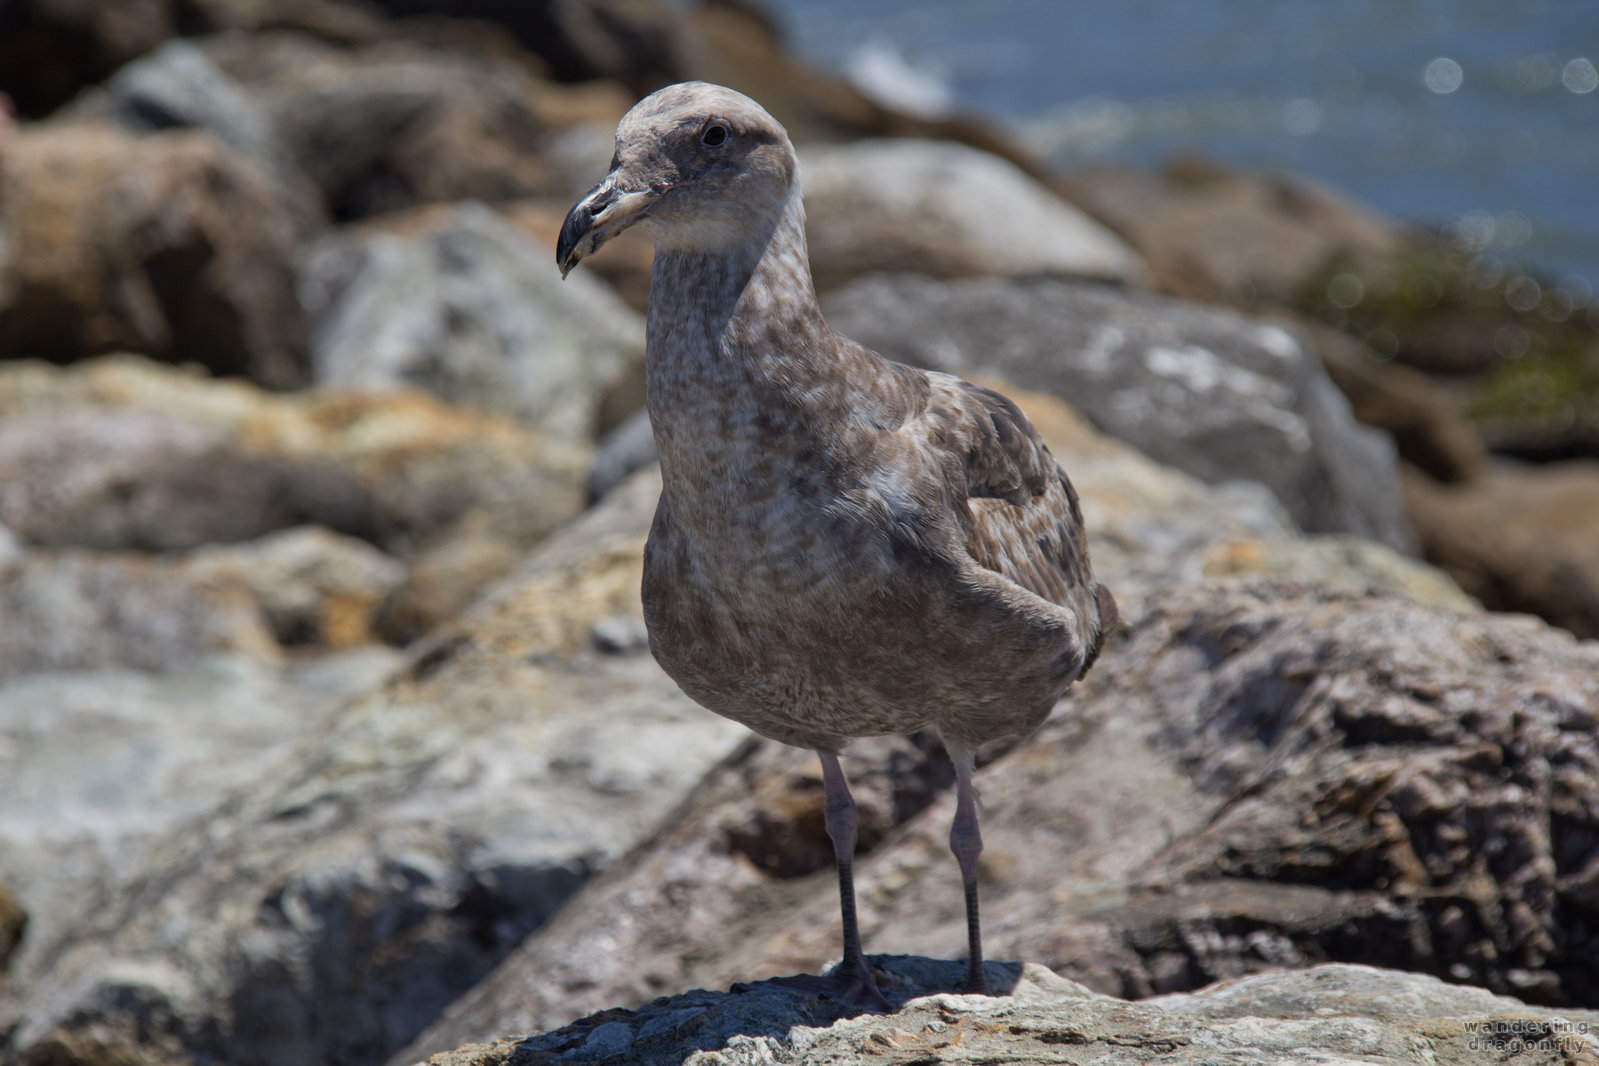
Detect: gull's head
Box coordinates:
(557, 82, 798, 277)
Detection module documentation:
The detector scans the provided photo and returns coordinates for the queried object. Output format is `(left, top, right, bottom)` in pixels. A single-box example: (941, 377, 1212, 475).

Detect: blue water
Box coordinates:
(760, 0, 1599, 293)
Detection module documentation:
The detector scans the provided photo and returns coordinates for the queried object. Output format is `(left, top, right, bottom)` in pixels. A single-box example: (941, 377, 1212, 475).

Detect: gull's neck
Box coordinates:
(643, 184, 847, 497)
(645, 184, 823, 352)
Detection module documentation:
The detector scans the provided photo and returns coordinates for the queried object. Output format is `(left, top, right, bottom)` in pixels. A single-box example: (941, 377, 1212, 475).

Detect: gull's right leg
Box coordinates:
(732, 750, 889, 1012)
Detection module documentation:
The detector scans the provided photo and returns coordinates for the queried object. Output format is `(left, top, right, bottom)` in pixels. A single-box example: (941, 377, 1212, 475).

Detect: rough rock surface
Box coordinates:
(0, 471, 749, 1066)
(823, 274, 1413, 549)
(399, 562, 1595, 1059)
(0, 357, 588, 560)
(419, 961, 1599, 1066)
(1405, 459, 1599, 640)
(300, 202, 642, 446)
(798, 139, 1147, 293)
(0, 646, 403, 982)
(0, 123, 307, 387)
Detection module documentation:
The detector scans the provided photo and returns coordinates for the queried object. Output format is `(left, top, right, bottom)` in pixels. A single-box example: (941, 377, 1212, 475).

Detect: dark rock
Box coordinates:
(588, 408, 656, 502)
(1404, 459, 1599, 639)
(87, 38, 326, 233)
(823, 274, 1414, 549)
(199, 30, 563, 220)
(0, 884, 26, 979)
(352, 0, 689, 90)
(0, 122, 307, 387)
(398, 575, 1597, 1060)
(417, 962, 1599, 1066)
(678, 0, 1067, 178)
(0, 0, 175, 118)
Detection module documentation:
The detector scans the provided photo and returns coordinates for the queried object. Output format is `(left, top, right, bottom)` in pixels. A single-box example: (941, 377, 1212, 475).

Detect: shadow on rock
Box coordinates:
(462, 956, 1021, 1066)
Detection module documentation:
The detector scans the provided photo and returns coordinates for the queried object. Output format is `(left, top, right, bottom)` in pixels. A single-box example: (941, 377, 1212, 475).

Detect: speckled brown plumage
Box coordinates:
(559, 81, 1116, 1007)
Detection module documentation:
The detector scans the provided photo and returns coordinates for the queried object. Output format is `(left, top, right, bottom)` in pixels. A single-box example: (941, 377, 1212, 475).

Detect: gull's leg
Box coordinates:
(733, 750, 889, 1012)
(817, 750, 882, 1001)
(947, 743, 990, 995)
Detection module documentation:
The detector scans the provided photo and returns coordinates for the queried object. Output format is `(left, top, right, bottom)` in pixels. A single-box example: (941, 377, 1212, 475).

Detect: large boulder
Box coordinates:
(300, 202, 643, 446)
(0, 123, 307, 386)
(420, 962, 1599, 1066)
(398, 571, 1595, 1059)
(798, 139, 1147, 293)
(823, 274, 1414, 549)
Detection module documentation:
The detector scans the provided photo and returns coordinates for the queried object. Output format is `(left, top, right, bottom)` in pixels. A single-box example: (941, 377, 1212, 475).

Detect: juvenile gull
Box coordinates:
(557, 82, 1117, 1009)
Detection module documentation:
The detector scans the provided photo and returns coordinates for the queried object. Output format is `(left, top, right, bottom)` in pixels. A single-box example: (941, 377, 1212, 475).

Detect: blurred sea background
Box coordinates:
(761, 0, 1599, 295)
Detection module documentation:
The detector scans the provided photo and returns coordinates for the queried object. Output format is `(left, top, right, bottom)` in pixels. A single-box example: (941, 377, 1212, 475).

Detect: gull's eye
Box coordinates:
(701, 123, 729, 147)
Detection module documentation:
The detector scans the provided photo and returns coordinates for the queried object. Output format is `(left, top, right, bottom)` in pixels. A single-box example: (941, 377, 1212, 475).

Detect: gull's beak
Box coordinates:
(556, 176, 661, 279)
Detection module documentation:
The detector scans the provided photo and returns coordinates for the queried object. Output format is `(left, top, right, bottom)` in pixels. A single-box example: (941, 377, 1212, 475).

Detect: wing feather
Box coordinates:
(919, 371, 1114, 670)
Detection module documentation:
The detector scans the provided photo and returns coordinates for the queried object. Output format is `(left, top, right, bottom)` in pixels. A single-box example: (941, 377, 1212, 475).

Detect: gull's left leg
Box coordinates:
(946, 742, 990, 995)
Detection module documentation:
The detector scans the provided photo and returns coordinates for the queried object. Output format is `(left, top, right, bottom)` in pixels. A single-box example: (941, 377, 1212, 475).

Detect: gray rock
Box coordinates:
(823, 274, 1414, 549)
(0, 647, 403, 980)
(418, 961, 1599, 1066)
(798, 139, 1148, 293)
(0, 471, 748, 1066)
(1199, 534, 1479, 613)
(300, 203, 643, 446)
